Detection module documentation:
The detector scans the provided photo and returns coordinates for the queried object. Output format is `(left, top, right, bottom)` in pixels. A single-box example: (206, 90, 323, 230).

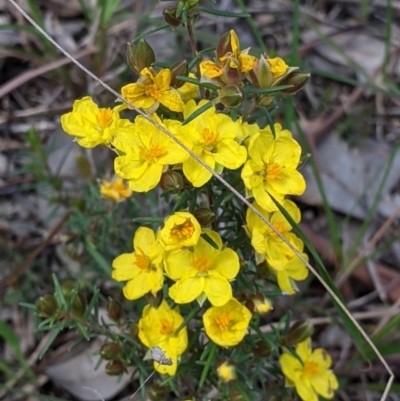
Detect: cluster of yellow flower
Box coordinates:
(60, 28, 337, 401)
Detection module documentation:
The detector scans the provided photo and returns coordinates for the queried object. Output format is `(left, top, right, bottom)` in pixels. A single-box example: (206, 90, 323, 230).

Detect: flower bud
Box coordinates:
(170, 60, 189, 88)
(217, 361, 237, 383)
(160, 170, 184, 193)
(146, 290, 163, 309)
(248, 56, 273, 88)
(35, 294, 58, 318)
(100, 342, 121, 360)
(105, 360, 125, 376)
(107, 297, 123, 322)
(230, 389, 246, 401)
(253, 339, 273, 357)
(163, 6, 182, 29)
(148, 383, 170, 401)
(278, 70, 310, 94)
(216, 30, 232, 59)
(70, 292, 87, 318)
(126, 40, 155, 75)
(280, 320, 314, 347)
(245, 293, 273, 315)
(193, 208, 214, 227)
(217, 85, 244, 108)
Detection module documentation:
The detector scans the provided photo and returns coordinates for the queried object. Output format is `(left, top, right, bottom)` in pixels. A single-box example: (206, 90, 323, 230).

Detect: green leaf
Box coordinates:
(201, 232, 219, 250)
(39, 327, 62, 360)
(99, 0, 122, 26)
(131, 217, 165, 224)
(132, 24, 170, 44)
(52, 274, 67, 308)
(244, 85, 293, 94)
(84, 239, 112, 275)
(176, 75, 219, 91)
(182, 100, 214, 125)
(0, 321, 24, 360)
(197, 6, 250, 18)
(199, 342, 217, 388)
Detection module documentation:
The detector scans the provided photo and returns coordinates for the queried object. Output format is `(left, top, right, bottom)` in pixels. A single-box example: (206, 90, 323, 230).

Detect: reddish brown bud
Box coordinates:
(245, 293, 273, 315)
(146, 290, 163, 309)
(280, 320, 314, 347)
(278, 70, 310, 94)
(35, 294, 58, 318)
(129, 322, 139, 338)
(107, 297, 123, 322)
(126, 40, 155, 75)
(170, 60, 189, 88)
(253, 339, 273, 357)
(217, 84, 244, 108)
(193, 208, 215, 227)
(148, 383, 170, 401)
(100, 342, 121, 360)
(105, 360, 125, 376)
(160, 170, 184, 193)
(163, 6, 182, 29)
(216, 30, 232, 59)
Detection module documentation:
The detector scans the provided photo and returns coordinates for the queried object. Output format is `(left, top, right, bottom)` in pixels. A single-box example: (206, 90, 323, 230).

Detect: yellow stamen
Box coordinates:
(303, 360, 321, 378)
(144, 83, 161, 99)
(267, 221, 285, 237)
(265, 162, 282, 181)
(215, 313, 230, 331)
(134, 254, 150, 270)
(159, 318, 174, 335)
(194, 256, 211, 272)
(203, 128, 219, 147)
(140, 139, 167, 162)
(97, 108, 113, 128)
(171, 219, 195, 240)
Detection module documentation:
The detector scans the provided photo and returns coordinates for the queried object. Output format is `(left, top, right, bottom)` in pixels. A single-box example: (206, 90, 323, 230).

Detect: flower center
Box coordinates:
(144, 83, 161, 99)
(215, 313, 230, 331)
(203, 128, 219, 148)
(159, 318, 174, 335)
(134, 253, 150, 270)
(265, 162, 282, 181)
(97, 108, 113, 128)
(140, 139, 167, 162)
(267, 221, 285, 237)
(303, 360, 321, 378)
(194, 255, 211, 272)
(171, 219, 195, 240)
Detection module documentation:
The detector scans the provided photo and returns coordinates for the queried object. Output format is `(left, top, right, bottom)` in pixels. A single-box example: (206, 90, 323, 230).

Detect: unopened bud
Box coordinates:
(280, 320, 314, 347)
(217, 361, 237, 383)
(230, 389, 245, 401)
(163, 6, 182, 29)
(193, 208, 214, 227)
(253, 339, 273, 357)
(35, 294, 58, 318)
(70, 292, 87, 318)
(100, 342, 121, 360)
(279, 70, 310, 94)
(107, 297, 123, 322)
(170, 60, 189, 88)
(216, 30, 233, 59)
(160, 170, 184, 193)
(245, 293, 273, 315)
(146, 290, 163, 309)
(105, 360, 125, 376)
(126, 40, 155, 75)
(218, 85, 244, 108)
(148, 383, 170, 401)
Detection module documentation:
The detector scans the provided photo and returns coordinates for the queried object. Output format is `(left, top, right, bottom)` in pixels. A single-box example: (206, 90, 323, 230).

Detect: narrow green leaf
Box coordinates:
(52, 274, 67, 308)
(75, 321, 90, 341)
(176, 75, 219, 91)
(19, 302, 37, 311)
(188, 46, 215, 70)
(84, 239, 112, 275)
(0, 321, 23, 360)
(132, 24, 170, 44)
(244, 85, 293, 94)
(132, 217, 164, 224)
(198, 6, 250, 18)
(259, 107, 276, 137)
(39, 327, 62, 359)
(182, 101, 214, 125)
(201, 232, 219, 250)
(199, 342, 217, 388)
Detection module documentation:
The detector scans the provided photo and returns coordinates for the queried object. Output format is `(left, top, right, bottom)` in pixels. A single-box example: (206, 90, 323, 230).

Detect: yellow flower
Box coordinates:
(219, 30, 256, 72)
(158, 211, 201, 251)
(61, 96, 128, 148)
(121, 67, 184, 113)
(241, 123, 306, 211)
(180, 100, 247, 187)
(99, 176, 132, 202)
(246, 199, 301, 263)
(164, 230, 240, 306)
(112, 227, 164, 300)
(200, 60, 223, 78)
(280, 338, 338, 401)
(217, 361, 237, 382)
(247, 294, 273, 315)
(177, 72, 200, 101)
(203, 298, 252, 347)
(266, 57, 288, 79)
(138, 300, 188, 375)
(112, 114, 189, 192)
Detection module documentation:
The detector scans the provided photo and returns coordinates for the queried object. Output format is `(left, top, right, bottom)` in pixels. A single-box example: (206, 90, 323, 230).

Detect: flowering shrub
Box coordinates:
(36, 2, 339, 400)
